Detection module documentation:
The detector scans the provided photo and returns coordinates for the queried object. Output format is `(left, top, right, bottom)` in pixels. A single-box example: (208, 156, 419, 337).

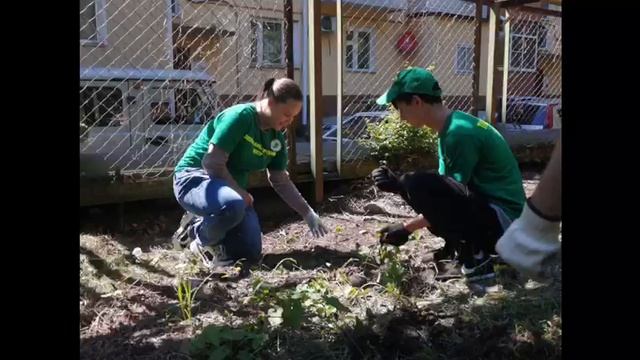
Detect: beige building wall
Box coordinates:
(80, 0, 172, 70)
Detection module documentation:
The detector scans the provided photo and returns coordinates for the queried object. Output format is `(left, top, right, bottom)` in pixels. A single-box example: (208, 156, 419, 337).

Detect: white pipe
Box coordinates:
(164, 0, 174, 70)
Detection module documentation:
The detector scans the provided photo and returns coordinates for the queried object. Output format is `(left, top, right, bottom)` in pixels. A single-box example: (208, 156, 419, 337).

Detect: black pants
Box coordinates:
(398, 171, 504, 262)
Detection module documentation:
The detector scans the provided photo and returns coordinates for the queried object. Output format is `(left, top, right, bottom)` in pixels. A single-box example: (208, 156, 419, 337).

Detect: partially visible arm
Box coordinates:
(529, 136, 561, 219)
(267, 169, 313, 217)
(403, 214, 430, 232)
(265, 133, 313, 216)
(202, 144, 253, 206)
(203, 109, 254, 205)
(378, 215, 429, 246)
(268, 168, 328, 237)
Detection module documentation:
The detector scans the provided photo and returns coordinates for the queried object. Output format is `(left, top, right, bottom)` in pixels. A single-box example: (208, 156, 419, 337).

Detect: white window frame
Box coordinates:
(510, 33, 538, 72)
(537, 22, 549, 50)
(250, 18, 286, 68)
(345, 28, 375, 73)
(455, 44, 474, 75)
(170, 0, 182, 18)
(293, 20, 301, 69)
(80, 0, 108, 47)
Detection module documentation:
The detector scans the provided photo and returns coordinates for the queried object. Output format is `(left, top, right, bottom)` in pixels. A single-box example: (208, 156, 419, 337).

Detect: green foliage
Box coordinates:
(189, 325, 268, 360)
(250, 277, 350, 329)
(360, 107, 439, 170)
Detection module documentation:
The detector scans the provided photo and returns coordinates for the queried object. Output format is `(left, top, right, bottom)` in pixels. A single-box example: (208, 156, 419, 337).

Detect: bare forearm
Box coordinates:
(529, 137, 561, 219)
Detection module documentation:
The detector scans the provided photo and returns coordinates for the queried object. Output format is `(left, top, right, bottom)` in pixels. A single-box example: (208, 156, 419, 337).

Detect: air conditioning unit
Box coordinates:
(321, 16, 336, 32)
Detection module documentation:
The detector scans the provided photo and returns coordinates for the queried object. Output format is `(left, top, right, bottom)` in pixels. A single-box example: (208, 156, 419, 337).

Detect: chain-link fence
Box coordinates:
(80, 0, 293, 179)
(502, 6, 561, 129)
(331, 1, 561, 166)
(335, 0, 479, 165)
(80, 0, 561, 194)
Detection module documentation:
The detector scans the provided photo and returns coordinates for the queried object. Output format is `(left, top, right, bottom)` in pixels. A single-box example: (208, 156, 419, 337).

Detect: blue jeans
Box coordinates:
(173, 168, 262, 261)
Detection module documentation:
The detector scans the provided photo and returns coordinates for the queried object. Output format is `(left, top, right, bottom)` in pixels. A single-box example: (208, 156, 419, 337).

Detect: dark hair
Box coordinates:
(391, 92, 442, 109)
(261, 78, 303, 103)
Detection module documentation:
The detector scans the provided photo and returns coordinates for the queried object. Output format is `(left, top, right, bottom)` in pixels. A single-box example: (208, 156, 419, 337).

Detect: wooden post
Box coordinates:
(336, 0, 343, 175)
(285, 0, 294, 80)
(471, 0, 483, 117)
(491, 3, 502, 124)
(308, 0, 324, 203)
(284, 0, 297, 173)
(484, 3, 498, 123)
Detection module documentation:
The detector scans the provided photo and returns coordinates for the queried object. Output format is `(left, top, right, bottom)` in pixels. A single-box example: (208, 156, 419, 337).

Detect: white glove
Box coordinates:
(304, 210, 329, 238)
(495, 201, 561, 279)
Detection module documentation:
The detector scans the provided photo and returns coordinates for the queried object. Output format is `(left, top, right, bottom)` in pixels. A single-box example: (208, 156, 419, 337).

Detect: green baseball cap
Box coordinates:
(376, 67, 442, 105)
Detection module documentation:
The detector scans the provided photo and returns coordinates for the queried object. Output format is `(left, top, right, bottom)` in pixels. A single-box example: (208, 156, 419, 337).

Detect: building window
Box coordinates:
(455, 44, 474, 74)
(80, 0, 107, 46)
(250, 19, 285, 67)
(346, 29, 374, 72)
(510, 33, 538, 72)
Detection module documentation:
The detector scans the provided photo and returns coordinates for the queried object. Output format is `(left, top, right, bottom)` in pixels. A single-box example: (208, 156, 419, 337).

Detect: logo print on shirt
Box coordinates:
(271, 139, 282, 152)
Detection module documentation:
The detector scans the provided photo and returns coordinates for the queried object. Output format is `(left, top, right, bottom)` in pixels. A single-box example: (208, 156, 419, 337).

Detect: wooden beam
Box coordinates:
(515, 6, 561, 17)
(308, 0, 324, 204)
(497, 0, 539, 6)
(490, 3, 502, 124)
(466, 0, 562, 16)
(409, 11, 476, 21)
(471, 0, 483, 116)
(284, 0, 294, 80)
(80, 163, 376, 207)
(461, 0, 496, 5)
(284, 0, 297, 174)
(80, 177, 173, 207)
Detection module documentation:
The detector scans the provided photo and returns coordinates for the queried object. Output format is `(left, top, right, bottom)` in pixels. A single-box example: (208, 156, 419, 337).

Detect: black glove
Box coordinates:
(371, 166, 403, 194)
(378, 223, 412, 247)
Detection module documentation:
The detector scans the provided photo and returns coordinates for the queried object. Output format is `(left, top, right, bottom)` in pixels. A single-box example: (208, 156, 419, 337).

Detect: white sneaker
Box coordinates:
(189, 240, 233, 269)
(172, 212, 197, 250)
(461, 254, 496, 282)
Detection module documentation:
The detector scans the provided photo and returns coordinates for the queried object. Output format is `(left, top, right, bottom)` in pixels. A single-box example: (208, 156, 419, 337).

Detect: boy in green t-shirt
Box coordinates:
(372, 67, 526, 281)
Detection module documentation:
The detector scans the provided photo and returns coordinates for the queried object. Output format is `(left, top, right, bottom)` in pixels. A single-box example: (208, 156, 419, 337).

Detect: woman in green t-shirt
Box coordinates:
(172, 78, 328, 268)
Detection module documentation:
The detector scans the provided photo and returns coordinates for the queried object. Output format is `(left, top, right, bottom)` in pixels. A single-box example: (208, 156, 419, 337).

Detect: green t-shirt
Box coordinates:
(174, 103, 288, 189)
(437, 111, 525, 220)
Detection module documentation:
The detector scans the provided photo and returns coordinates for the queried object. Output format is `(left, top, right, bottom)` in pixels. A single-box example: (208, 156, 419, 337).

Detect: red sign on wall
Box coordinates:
(396, 31, 418, 54)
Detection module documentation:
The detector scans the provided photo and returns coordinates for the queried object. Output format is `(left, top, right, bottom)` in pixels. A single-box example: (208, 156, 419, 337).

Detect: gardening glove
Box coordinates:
(304, 210, 329, 238)
(495, 200, 561, 280)
(378, 223, 412, 247)
(371, 166, 403, 194)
